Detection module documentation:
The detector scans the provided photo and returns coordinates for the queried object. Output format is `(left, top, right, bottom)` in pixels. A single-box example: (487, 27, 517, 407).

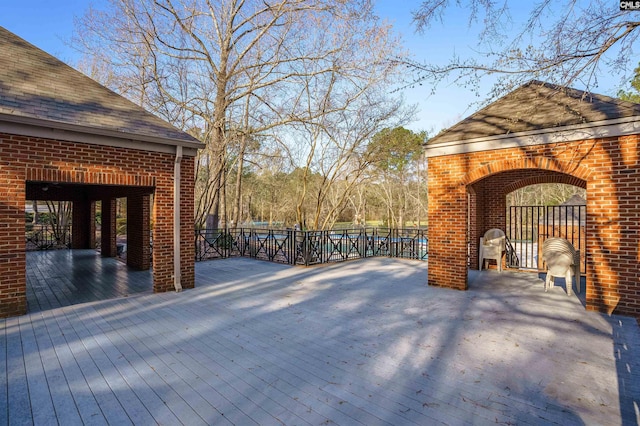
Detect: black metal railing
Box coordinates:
(195, 227, 428, 265)
(25, 229, 72, 251)
(505, 236, 519, 268)
(506, 204, 586, 271)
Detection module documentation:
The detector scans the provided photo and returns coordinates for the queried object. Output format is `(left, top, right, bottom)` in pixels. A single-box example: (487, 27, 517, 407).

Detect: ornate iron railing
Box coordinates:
(25, 229, 72, 251)
(195, 227, 428, 265)
(506, 204, 586, 271)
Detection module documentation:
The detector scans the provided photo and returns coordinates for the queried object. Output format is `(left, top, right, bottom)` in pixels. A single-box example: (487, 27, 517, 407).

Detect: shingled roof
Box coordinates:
(538, 195, 587, 225)
(428, 80, 640, 145)
(0, 26, 202, 150)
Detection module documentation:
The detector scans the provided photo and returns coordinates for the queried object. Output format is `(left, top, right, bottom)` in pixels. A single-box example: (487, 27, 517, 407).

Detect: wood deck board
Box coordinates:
(1, 255, 639, 425)
(26, 250, 153, 314)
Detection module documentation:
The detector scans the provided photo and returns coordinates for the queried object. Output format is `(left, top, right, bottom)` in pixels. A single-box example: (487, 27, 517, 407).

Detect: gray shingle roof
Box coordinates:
(428, 80, 640, 145)
(538, 195, 586, 225)
(0, 26, 201, 147)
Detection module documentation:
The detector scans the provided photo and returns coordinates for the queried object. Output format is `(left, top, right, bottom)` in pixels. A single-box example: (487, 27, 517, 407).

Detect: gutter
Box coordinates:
(173, 145, 183, 292)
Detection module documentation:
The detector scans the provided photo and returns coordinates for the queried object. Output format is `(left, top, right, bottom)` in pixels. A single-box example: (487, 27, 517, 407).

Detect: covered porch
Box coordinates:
(26, 250, 152, 313)
(0, 27, 203, 318)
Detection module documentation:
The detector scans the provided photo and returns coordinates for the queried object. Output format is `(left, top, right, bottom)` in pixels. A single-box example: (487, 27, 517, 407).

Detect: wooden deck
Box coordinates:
(3, 256, 640, 425)
(26, 249, 152, 313)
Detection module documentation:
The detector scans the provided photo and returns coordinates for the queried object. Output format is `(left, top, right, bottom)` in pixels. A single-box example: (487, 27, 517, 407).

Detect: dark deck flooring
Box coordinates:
(26, 249, 153, 313)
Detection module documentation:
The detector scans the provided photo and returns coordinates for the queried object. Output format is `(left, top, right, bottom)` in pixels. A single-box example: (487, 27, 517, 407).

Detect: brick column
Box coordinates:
(471, 177, 507, 271)
(151, 157, 196, 293)
(152, 176, 174, 292)
(179, 158, 196, 289)
(0, 164, 27, 317)
(427, 157, 468, 290)
(71, 199, 95, 249)
(126, 193, 150, 270)
(468, 189, 480, 270)
(101, 198, 117, 257)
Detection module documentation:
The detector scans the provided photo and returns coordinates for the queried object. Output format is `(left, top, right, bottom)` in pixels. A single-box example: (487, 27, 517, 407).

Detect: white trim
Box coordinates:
(424, 116, 640, 157)
(173, 146, 183, 292)
(0, 114, 202, 156)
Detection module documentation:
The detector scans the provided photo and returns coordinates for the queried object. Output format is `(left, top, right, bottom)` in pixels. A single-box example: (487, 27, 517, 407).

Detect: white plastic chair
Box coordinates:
(479, 228, 506, 272)
(541, 237, 580, 296)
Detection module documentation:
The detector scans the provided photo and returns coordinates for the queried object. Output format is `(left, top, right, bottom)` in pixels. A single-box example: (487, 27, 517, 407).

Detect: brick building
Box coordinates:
(425, 81, 640, 317)
(0, 27, 203, 317)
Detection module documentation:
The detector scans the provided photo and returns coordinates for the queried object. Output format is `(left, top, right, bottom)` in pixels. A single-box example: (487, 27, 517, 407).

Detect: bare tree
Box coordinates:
(347, 183, 369, 227)
(282, 62, 412, 229)
(506, 184, 586, 207)
(406, 1, 640, 97)
(45, 201, 72, 247)
(75, 0, 405, 229)
(618, 61, 640, 102)
(367, 127, 425, 228)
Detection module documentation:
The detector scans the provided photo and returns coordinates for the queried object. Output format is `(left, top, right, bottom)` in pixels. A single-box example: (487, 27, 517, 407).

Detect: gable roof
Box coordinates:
(0, 26, 202, 154)
(538, 195, 587, 225)
(425, 80, 640, 156)
(561, 194, 587, 206)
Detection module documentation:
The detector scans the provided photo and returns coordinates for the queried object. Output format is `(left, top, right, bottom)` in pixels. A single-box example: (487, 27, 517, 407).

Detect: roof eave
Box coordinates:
(0, 113, 204, 156)
(424, 115, 640, 158)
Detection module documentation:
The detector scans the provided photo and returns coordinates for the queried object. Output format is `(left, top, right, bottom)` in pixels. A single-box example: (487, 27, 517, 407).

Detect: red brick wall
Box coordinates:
(0, 133, 196, 317)
(0, 163, 27, 317)
(151, 173, 174, 293)
(428, 135, 640, 317)
(427, 164, 469, 290)
(149, 158, 195, 292)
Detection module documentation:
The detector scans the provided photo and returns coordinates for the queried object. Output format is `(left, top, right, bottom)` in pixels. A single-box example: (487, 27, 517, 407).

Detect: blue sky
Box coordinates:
(1, 1, 627, 135)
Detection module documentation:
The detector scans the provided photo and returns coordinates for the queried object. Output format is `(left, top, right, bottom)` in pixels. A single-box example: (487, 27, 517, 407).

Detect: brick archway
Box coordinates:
(461, 158, 592, 187)
(459, 159, 590, 274)
(502, 174, 586, 195)
(427, 135, 640, 316)
(0, 135, 197, 317)
(466, 167, 587, 272)
(25, 169, 158, 268)
(423, 80, 640, 317)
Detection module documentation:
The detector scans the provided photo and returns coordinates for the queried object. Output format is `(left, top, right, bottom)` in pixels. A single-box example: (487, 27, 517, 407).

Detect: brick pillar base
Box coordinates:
(427, 176, 468, 290)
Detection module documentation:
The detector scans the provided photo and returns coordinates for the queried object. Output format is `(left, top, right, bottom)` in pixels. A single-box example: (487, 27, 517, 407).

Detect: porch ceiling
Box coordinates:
(25, 181, 154, 202)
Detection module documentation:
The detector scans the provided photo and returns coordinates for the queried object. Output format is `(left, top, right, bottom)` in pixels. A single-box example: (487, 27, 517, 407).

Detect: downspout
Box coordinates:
(173, 145, 183, 292)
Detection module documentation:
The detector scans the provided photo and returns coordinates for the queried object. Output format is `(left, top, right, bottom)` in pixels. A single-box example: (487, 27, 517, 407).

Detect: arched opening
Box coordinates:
(24, 181, 155, 312)
(467, 169, 587, 272)
(505, 183, 586, 271)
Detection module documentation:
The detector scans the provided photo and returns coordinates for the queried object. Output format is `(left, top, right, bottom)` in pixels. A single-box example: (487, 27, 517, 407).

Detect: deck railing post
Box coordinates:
(287, 229, 293, 265)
